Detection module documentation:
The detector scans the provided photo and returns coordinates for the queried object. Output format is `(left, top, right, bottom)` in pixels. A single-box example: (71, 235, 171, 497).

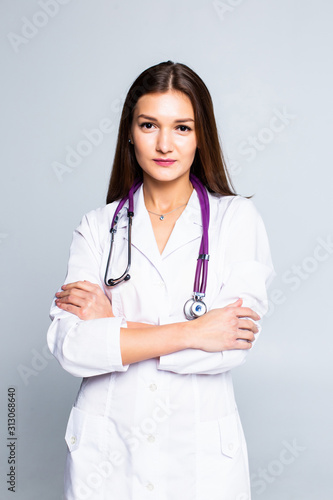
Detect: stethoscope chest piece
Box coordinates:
(184, 297, 207, 321)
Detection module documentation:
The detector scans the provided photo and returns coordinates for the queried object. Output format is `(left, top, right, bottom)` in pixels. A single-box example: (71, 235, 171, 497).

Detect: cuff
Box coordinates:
(107, 316, 129, 371)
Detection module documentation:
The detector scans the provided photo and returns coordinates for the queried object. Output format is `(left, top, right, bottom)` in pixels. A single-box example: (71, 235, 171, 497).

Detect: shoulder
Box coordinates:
(73, 202, 120, 251)
(209, 193, 275, 277)
(208, 193, 261, 230)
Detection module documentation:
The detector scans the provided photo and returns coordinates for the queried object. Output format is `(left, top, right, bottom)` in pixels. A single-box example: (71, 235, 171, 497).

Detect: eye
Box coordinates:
(139, 122, 155, 129)
(177, 125, 192, 132)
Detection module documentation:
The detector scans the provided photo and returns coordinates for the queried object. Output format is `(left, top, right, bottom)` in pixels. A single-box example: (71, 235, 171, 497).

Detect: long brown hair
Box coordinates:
(106, 60, 238, 203)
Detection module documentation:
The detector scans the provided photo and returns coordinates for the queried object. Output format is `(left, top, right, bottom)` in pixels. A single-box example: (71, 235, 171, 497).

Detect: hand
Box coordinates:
(55, 281, 114, 320)
(189, 298, 260, 352)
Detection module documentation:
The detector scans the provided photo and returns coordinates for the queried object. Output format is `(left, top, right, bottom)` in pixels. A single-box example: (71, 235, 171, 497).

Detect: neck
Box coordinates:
(142, 174, 193, 213)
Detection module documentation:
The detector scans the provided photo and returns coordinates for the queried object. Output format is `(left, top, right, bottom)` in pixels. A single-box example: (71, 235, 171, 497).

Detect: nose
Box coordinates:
(156, 128, 173, 153)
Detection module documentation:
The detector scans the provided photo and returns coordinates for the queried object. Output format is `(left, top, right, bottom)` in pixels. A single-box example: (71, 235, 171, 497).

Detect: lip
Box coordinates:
(153, 158, 176, 166)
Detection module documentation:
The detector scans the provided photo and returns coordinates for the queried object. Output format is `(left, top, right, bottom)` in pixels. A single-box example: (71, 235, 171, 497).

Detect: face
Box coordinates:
(130, 90, 197, 184)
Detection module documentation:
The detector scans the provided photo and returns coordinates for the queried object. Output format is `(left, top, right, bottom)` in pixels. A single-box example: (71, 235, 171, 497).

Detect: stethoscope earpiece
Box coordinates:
(107, 274, 131, 287)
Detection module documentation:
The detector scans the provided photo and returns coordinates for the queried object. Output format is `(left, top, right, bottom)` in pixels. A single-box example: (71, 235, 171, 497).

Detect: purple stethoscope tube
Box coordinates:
(104, 174, 210, 320)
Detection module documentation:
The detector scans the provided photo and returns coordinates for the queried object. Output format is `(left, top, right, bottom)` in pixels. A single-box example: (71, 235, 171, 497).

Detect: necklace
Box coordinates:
(147, 203, 187, 221)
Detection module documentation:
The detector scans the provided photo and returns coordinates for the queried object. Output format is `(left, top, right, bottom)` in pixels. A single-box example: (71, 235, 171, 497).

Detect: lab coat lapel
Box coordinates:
(161, 188, 203, 259)
(118, 184, 203, 268)
(118, 185, 163, 271)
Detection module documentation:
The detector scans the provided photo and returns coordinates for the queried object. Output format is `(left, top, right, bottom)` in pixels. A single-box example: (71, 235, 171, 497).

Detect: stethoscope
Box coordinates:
(104, 173, 210, 321)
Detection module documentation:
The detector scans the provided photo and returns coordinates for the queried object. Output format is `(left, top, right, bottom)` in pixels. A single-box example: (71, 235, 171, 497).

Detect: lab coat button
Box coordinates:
(149, 383, 157, 391)
(147, 434, 155, 443)
(70, 436, 76, 445)
(146, 483, 154, 491)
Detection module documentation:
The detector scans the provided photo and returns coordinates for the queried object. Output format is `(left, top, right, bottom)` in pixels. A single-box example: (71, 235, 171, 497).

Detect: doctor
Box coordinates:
(48, 60, 275, 500)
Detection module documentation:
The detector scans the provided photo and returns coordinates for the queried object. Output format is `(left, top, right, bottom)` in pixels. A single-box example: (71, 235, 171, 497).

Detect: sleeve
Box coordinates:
(157, 196, 276, 375)
(46, 212, 130, 378)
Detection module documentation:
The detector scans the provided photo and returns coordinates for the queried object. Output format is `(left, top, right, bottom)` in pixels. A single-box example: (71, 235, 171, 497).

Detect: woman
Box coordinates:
(47, 60, 275, 500)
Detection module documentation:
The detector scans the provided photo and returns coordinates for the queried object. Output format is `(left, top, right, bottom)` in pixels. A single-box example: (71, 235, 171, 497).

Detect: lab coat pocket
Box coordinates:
(64, 407, 108, 499)
(196, 412, 246, 498)
(65, 406, 86, 453)
(218, 410, 241, 458)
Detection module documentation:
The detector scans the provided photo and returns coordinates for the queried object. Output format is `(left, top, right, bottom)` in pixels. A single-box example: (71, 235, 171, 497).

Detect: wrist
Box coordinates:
(179, 320, 195, 350)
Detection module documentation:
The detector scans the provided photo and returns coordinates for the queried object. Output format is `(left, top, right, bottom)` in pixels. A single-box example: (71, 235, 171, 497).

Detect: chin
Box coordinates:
(143, 169, 191, 184)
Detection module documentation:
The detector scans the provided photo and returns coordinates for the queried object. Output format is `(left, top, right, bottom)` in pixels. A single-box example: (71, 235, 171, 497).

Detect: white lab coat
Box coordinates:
(47, 185, 275, 500)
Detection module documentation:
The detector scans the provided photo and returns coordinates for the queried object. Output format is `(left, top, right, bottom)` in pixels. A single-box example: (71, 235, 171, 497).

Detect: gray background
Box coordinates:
(1, 0, 332, 498)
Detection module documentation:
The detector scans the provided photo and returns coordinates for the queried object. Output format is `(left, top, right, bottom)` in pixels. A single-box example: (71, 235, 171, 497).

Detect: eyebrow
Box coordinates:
(137, 114, 195, 123)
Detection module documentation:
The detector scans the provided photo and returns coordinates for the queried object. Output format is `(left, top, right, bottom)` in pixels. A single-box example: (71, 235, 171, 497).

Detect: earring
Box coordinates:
(129, 139, 133, 144)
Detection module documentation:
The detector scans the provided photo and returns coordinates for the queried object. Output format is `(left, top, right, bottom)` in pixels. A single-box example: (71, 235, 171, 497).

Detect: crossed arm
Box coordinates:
(55, 280, 260, 367)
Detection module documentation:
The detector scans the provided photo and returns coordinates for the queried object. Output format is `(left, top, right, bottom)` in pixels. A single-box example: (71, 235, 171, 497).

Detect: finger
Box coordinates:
(61, 281, 100, 292)
(227, 298, 243, 308)
(56, 300, 83, 318)
(233, 339, 253, 350)
(234, 307, 261, 321)
(55, 293, 92, 307)
(56, 288, 92, 300)
(238, 318, 259, 333)
(56, 298, 84, 309)
(236, 329, 256, 342)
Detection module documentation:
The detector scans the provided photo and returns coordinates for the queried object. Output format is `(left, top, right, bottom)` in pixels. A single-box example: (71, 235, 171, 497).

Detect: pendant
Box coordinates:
(159, 215, 164, 221)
